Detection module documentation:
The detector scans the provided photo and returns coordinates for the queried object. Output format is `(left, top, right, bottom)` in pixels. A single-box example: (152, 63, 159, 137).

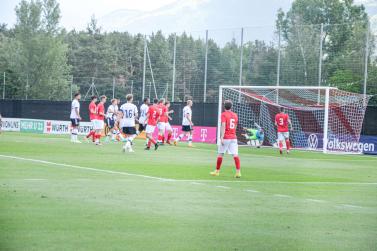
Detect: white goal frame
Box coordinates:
(218, 85, 369, 154)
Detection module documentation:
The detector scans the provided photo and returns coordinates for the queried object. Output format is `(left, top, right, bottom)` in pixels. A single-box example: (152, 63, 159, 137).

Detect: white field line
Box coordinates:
(0, 154, 174, 182)
(215, 185, 231, 189)
(23, 178, 46, 181)
(306, 198, 326, 203)
(245, 189, 260, 193)
(1, 154, 376, 186)
(340, 204, 365, 209)
(273, 194, 292, 198)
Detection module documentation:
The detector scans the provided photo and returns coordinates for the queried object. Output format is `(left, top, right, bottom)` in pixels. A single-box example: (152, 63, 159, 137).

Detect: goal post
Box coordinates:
(218, 85, 372, 154)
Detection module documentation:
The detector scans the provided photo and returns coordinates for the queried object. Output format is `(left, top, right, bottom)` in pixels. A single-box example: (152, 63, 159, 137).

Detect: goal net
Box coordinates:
(218, 86, 371, 154)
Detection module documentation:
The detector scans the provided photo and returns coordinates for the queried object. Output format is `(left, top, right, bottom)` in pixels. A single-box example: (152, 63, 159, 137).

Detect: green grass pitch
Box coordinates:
(1, 132, 377, 250)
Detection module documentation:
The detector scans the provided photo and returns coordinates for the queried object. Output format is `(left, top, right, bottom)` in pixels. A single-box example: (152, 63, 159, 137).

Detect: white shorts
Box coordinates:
(92, 119, 104, 130)
(139, 117, 146, 125)
(165, 122, 172, 132)
(278, 132, 289, 141)
(218, 139, 238, 155)
(157, 122, 166, 131)
(146, 125, 156, 134)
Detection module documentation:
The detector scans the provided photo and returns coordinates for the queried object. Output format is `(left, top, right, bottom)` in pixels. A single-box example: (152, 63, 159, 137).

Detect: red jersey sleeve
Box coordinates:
(89, 102, 97, 120)
(97, 104, 105, 120)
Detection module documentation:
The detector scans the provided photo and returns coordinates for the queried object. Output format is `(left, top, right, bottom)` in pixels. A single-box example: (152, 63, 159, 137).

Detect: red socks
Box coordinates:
(234, 156, 241, 170)
(285, 140, 291, 150)
(279, 142, 283, 150)
(148, 138, 156, 147)
(216, 156, 223, 170)
(87, 130, 95, 142)
(162, 135, 165, 144)
(95, 133, 101, 142)
(167, 133, 172, 142)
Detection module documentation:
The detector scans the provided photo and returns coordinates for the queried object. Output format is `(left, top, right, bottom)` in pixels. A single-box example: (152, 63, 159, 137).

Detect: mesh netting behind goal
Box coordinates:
(220, 86, 371, 153)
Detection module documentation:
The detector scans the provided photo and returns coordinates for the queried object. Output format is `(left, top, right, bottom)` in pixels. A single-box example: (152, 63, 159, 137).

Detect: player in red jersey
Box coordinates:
(86, 95, 98, 142)
(275, 107, 292, 154)
(145, 98, 161, 150)
(94, 95, 107, 145)
(164, 100, 174, 145)
(157, 98, 169, 145)
(210, 100, 241, 178)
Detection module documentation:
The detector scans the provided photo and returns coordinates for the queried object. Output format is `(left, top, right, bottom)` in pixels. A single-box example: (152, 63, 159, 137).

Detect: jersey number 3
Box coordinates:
(278, 117, 284, 126)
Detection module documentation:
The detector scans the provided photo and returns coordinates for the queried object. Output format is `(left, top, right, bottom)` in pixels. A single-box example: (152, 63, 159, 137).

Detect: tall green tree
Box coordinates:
(9, 0, 70, 100)
(276, 0, 371, 91)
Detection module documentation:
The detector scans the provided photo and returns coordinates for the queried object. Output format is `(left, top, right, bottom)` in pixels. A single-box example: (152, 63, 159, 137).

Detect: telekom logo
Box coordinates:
(200, 129, 208, 141)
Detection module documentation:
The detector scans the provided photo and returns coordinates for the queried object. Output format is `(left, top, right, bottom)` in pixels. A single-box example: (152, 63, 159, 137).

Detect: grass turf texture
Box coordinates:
(1, 133, 377, 251)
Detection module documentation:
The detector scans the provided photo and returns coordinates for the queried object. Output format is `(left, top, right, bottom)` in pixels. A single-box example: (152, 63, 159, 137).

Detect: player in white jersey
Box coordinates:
(105, 98, 118, 141)
(119, 94, 138, 152)
(138, 97, 150, 133)
(70, 93, 82, 143)
(174, 99, 194, 147)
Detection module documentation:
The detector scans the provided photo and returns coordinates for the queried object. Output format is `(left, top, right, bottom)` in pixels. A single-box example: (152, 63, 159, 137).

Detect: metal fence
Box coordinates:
(1, 23, 376, 103)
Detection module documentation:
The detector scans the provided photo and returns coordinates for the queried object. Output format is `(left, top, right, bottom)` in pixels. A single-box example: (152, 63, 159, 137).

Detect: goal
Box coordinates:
(218, 86, 371, 154)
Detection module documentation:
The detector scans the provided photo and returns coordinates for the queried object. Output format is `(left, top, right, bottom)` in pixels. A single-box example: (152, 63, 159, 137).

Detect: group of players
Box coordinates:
(70, 92, 292, 178)
(69, 92, 194, 153)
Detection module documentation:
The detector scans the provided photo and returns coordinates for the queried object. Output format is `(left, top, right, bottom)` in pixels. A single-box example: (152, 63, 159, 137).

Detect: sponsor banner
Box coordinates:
(153, 125, 217, 144)
(44, 120, 93, 135)
(306, 133, 376, 154)
(359, 135, 377, 155)
(20, 119, 44, 133)
(1, 118, 21, 132)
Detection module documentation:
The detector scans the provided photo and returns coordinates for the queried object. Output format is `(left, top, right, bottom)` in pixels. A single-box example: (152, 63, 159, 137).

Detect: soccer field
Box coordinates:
(1, 133, 377, 251)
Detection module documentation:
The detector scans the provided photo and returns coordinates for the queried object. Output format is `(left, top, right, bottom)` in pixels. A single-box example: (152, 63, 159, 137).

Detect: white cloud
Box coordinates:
(355, 0, 377, 7)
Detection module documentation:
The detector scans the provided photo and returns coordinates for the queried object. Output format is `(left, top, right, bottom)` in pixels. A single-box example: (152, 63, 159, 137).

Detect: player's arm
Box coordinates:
(288, 117, 293, 130)
(98, 107, 105, 117)
(186, 113, 193, 126)
(75, 106, 81, 120)
(89, 105, 96, 115)
(220, 122, 226, 145)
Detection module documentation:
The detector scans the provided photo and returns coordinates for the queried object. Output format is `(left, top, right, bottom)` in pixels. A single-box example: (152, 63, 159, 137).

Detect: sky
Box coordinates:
(0, 0, 376, 32)
(0, 0, 179, 29)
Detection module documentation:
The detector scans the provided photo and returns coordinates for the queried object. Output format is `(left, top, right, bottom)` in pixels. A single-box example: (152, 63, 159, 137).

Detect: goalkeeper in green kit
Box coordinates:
(242, 123, 264, 148)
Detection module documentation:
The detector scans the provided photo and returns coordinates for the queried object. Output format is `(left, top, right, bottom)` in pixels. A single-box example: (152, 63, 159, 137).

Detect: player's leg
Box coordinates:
(157, 122, 165, 145)
(174, 126, 187, 145)
(277, 132, 284, 154)
(125, 127, 137, 152)
(229, 139, 241, 178)
(284, 132, 291, 153)
(86, 120, 96, 142)
(188, 130, 193, 147)
(166, 123, 173, 145)
(145, 125, 158, 151)
(94, 120, 103, 145)
(211, 141, 227, 176)
(70, 119, 78, 142)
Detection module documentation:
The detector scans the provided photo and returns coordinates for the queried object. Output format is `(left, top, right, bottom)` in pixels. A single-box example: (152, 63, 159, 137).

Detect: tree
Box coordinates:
(3, 0, 70, 100)
(276, 0, 370, 91)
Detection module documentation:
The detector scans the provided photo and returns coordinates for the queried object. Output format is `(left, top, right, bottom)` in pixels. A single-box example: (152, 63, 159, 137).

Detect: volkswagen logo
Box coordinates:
(307, 133, 318, 149)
